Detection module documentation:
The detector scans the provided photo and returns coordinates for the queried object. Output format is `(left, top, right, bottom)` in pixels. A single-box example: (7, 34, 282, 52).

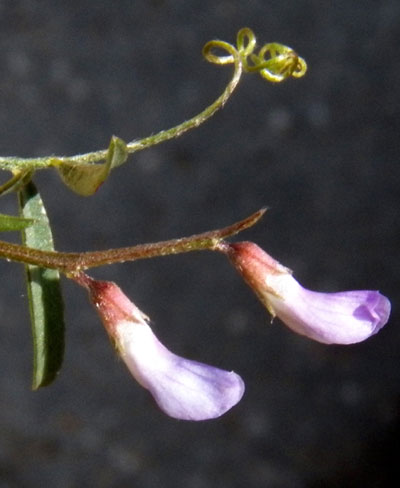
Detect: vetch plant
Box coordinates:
(0, 28, 390, 419)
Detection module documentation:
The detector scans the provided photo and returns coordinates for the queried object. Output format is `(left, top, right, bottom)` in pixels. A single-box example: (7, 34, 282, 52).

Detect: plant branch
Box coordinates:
(0, 39, 242, 172)
(0, 28, 306, 174)
(0, 208, 266, 273)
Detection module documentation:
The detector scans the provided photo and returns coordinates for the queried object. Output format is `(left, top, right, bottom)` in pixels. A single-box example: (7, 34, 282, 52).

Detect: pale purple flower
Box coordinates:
(226, 242, 391, 345)
(78, 275, 244, 420)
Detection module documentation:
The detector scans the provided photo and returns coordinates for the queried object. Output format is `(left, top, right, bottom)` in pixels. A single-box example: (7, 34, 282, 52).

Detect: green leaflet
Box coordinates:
(57, 136, 128, 196)
(0, 213, 34, 231)
(18, 181, 65, 389)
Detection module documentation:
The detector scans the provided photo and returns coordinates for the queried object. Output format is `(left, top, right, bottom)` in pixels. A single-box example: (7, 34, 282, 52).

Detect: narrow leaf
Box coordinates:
(18, 181, 65, 389)
(56, 136, 128, 196)
(0, 213, 34, 232)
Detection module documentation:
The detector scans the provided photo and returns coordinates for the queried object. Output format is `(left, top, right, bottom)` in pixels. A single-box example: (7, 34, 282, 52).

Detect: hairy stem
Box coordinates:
(0, 42, 241, 171)
(0, 28, 307, 173)
(0, 209, 265, 273)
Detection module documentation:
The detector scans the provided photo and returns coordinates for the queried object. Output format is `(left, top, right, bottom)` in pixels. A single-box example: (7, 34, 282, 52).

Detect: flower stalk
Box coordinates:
(0, 208, 266, 273)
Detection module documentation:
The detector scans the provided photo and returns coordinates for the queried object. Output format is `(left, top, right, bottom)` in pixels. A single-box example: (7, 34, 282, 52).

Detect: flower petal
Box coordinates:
(266, 276, 391, 344)
(117, 319, 245, 420)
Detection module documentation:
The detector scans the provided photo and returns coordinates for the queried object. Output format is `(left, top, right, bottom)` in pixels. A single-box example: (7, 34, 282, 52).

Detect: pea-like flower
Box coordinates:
(226, 242, 391, 345)
(78, 275, 244, 421)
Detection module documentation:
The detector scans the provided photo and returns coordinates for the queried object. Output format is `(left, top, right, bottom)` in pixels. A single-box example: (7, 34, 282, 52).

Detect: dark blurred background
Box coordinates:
(1, 1, 399, 486)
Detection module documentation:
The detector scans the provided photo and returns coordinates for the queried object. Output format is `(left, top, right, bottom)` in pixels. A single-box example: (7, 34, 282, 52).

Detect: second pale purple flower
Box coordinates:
(226, 241, 390, 344)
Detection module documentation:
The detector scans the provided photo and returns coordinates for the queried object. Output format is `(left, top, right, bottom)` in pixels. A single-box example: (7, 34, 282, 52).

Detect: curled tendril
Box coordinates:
(203, 27, 307, 83)
(0, 27, 307, 175)
(202, 39, 240, 66)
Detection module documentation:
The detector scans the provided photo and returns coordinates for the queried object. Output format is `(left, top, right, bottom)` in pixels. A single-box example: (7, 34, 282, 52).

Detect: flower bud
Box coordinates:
(79, 274, 244, 420)
(227, 242, 391, 345)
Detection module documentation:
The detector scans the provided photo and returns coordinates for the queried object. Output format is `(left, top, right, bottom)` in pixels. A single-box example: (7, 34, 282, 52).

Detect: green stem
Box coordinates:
(0, 42, 242, 171)
(0, 208, 265, 273)
(0, 28, 307, 173)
